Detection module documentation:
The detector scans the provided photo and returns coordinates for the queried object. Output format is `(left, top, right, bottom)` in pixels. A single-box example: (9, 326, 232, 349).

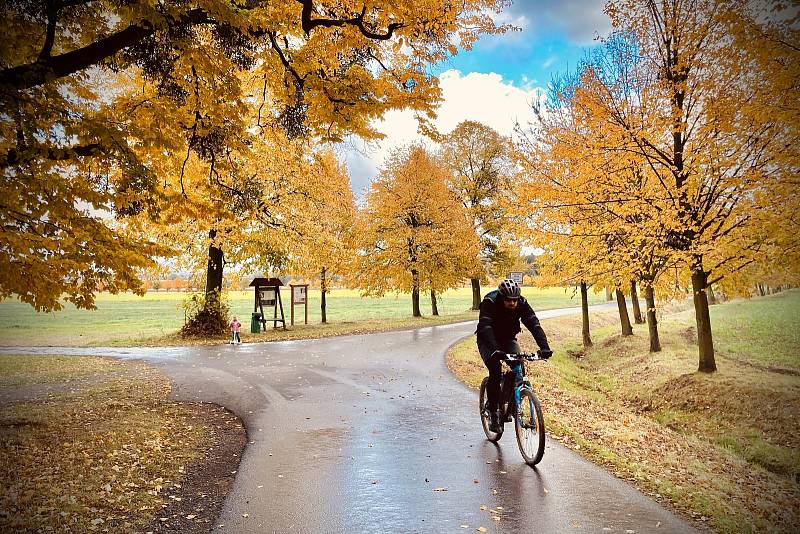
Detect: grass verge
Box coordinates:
(160, 310, 480, 347)
(0, 286, 599, 347)
(447, 290, 800, 534)
(0, 355, 245, 532)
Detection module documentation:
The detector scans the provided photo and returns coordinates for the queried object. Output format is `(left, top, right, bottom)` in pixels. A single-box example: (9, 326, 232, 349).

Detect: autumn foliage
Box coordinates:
(513, 0, 799, 371)
(356, 145, 480, 316)
(0, 0, 509, 312)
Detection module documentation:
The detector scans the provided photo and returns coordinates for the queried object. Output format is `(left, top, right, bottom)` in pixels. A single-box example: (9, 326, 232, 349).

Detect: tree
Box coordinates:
(1, 0, 510, 311)
(580, 281, 593, 348)
(441, 120, 516, 310)
(600, 0, 800, 371)
(356, 145, 479, 316)
(513, 40, 679, 351)
(285, 150, 357, 323)
(126, 128, 313, 328)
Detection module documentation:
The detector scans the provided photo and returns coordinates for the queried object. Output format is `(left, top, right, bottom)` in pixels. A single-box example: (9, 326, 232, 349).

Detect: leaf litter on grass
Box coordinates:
(447, 295, 800, 534)
(0, 355, 244, 533)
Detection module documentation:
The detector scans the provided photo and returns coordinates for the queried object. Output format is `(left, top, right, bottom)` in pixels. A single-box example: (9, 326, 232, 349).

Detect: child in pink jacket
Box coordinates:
(229, 316, 241, 344)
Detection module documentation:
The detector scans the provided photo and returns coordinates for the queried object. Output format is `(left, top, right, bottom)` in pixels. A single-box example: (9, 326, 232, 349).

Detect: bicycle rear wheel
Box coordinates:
(479, 377, 502, 442)
(515, 388, 545, 465)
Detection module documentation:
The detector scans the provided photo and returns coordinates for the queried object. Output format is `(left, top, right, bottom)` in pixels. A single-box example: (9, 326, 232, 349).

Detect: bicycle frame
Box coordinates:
(499, 356, 535, 417)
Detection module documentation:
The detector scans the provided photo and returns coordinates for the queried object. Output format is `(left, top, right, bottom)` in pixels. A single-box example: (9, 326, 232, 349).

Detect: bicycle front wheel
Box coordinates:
(479, 377, 502, 442)
(515, 388, 545, 465)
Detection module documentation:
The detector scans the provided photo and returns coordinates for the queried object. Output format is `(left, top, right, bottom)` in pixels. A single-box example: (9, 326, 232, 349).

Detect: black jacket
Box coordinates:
(476, 290, 550, 352)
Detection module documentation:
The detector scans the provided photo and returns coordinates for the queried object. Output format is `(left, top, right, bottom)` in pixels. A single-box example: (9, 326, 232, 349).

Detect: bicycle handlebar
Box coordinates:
(499, 350, 552, 362)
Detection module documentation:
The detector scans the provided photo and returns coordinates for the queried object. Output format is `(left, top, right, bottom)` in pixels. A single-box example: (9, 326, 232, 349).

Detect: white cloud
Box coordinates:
(344, 70, 544, 195)
(506, 0, 611, 45)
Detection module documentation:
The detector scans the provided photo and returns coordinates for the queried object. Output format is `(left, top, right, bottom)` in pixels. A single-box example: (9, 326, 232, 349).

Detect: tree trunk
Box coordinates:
(471, 278, 481, 310)
(615, 287, 633, 336)
(605, 286, 613, 301)
(204, 228, 224, 301)
(643, 284, 661, 352)
(691, 267, 716, 372)
(707, 284, 718, 305)
(431, 289, 439, 316)
(580, 281, 592, 348)
(411, 269, 421, 317)
(320, 267, 327, 324)
(630, 280, 644, 324)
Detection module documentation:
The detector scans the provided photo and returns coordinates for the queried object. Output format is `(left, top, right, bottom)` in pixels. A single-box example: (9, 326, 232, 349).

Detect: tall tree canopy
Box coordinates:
(356, 144, 479, 317)
(440, 120, 516, 309)
(286, 149, 358, 323)
(515, 0, 799, 371)
(0, 0, 510, 311)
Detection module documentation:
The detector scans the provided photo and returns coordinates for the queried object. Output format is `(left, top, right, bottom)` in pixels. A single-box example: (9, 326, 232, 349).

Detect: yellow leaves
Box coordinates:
(356, 144, 480, 300)
(2, 0, 511, 311)
(513, 1, 799, 295)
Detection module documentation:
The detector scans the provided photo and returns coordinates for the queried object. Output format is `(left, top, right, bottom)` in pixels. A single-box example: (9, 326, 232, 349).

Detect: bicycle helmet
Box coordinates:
(498, 279, 521, 299)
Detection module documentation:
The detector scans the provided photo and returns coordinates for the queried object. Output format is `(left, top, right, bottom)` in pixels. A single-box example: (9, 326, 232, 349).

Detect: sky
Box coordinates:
(342, 0, 613, 196)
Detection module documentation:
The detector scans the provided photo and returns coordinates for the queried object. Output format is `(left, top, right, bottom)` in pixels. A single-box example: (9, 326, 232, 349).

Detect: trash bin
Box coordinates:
(251, 312, 262, 333)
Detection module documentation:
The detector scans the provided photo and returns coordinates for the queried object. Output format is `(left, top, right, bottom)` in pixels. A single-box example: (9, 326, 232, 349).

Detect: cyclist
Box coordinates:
(477, 279, 552, 432)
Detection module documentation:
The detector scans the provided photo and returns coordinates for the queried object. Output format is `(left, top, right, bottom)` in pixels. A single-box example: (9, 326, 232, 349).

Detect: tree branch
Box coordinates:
(1, 143, 104, 168)
(1, 8, 211, 90)
(38, 1, 58, 60)
(297, 0, 403, 39)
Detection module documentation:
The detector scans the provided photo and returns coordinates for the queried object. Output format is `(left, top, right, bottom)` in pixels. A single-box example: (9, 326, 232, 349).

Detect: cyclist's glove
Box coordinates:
(538, 349, 553, 360)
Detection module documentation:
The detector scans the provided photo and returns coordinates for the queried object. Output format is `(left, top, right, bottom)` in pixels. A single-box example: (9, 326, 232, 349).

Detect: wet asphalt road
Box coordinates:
(2, 305, 700, 534)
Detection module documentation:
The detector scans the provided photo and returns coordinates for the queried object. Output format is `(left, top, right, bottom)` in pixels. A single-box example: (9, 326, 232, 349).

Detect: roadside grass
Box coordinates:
(446, 290, 800, 534)
(0, 355, 242, 532)
(0, 286, 600, 347)
(155, 310, 481, 346)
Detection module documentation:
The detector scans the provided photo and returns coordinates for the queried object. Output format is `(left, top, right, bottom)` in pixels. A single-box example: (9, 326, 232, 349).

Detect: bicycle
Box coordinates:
(479, 350, 550, 466)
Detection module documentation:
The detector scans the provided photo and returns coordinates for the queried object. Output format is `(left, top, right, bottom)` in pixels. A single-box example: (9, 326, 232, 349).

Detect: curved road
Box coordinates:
(4, 305, 699, 533)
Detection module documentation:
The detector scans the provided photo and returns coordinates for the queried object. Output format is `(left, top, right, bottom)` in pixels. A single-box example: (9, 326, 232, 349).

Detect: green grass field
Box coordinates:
(707, 293, 800, 368)
(0, 286, 603, 346)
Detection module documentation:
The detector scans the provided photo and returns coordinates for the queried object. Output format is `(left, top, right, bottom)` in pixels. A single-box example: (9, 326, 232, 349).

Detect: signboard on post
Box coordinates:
(290, 284, 309, 325)
(508, 271, 524, 285)
(259, 288, 276, 306)
(293, 286, 307, 304)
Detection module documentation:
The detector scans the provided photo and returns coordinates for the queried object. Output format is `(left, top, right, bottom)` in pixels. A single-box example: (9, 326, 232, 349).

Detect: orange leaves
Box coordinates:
(1, 0, 510, 311)
(356, 145, 480, 299)
(441, 120, 517, 279)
